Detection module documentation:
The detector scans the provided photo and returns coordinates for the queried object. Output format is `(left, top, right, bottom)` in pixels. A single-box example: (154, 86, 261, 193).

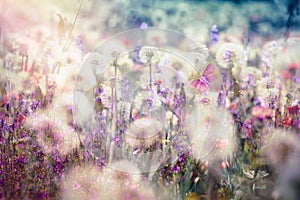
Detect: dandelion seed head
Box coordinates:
(188, 106, 236, 161)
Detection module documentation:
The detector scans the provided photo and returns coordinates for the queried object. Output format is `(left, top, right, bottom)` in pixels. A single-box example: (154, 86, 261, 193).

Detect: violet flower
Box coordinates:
(121, 79, 129, 100)
(287, 105, 299, 115)
(292, 76, 300, 83)
(217, 90, 226, 107)
(247, 74, 254, 86)
(209, 25, 218, 46)
(292, 118, 300, 130)
(171, 165, 180, 174)
(76, 34, 85, 53)
(97, 87, 103, 95)
(223, 49, 231, 62)
(241, 118, 253, 138)
(140, 22, 148, 29)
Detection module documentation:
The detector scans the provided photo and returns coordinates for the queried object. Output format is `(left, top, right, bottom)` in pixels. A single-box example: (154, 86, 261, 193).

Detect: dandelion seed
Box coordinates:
(125, 117, 163, 148)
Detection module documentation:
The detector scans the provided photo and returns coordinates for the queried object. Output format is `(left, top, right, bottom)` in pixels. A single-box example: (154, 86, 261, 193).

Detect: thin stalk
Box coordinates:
(45, 73, 48, 106)
(149, 62, 152, 89)
(108, 61, 118, 163)
(62, 0, 84, 52)
(114, 61, 118, 124)
(106, 86, 114, 163)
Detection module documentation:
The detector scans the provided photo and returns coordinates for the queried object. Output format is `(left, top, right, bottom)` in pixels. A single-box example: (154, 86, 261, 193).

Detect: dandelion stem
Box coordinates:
(108, 61, 118, 163)
(114, 61, 118, 124)
(62, 0, 84, 52)
(149, 62, 152, 89)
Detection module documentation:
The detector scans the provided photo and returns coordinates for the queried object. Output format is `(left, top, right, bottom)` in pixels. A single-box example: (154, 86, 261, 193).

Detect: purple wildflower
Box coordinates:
(262, 71, 268, 78)
(173, 95, 182, 108)
(292, 118, 300, 130)
(112, 135, 120, 144)
(146, 97, 153, 110)
(247, 74, 254, 86)
(292, 76, 300, 83)
(97, 87, 103, 95)
(140, 22, 148, 29)
(96, 96, 102, 104)
(217, 90, 226, 106)
(171, 165, 180, 174)
(94, 155, 105, 169)
(76, 34, 85, 52)
(16, 155, 27, 164)
(209, 25, 218, 46)
(84, 150, 92, 160)
(223, 49, 231, 62)
(121, 79, 129, 100)
(178, 154, 185, 165)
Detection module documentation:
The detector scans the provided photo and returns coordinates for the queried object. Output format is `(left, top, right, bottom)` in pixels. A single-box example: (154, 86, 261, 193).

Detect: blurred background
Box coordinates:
(1, 0, 299, 52)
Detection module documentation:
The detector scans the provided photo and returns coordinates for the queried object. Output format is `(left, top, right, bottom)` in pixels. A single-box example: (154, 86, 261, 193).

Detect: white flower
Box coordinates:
(132, 88, 164, 117)
(261, 129, 300, 170)
(125, 117, 163, 148)
(215, 43, 247, 69)
(139, 46, 162, 63)
(25, 112, 80, 155)
(256, 77, 281, 107)
(102, 41, 128, 62)
(187, 106, 236, 161)
(240, 67, 262, 82)
(63, 162, 157, 200)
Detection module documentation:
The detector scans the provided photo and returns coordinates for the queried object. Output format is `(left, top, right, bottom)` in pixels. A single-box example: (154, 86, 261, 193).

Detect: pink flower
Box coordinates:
(215, 139, 229, 149)
(241, 118, 253, 138)
(227, 102, 237, 112)
(288, 62, 298, 70)
(281, 70, 291, 80)
(219, 161, 229, 169)
(251, 106, 273, 119)
(287, 105, 299, 115)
